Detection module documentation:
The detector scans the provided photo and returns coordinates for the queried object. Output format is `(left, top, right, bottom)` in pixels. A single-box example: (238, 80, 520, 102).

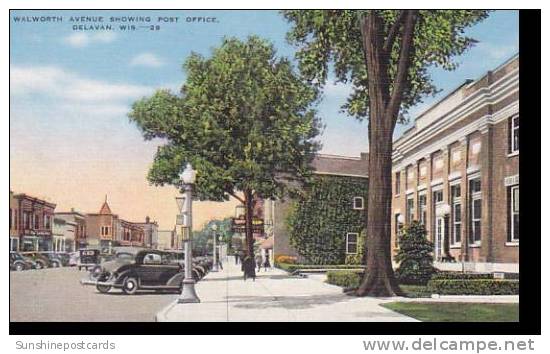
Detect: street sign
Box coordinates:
(230, 216, 264, 233)
(175, 196, 186, 213)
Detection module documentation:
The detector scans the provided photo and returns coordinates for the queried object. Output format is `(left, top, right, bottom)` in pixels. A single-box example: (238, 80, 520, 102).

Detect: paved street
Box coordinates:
(10, 267, 177, 322)
(157, 258, 417, 322)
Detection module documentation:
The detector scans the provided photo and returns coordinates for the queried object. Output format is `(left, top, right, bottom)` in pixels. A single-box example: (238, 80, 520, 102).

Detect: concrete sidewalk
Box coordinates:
(156, 258, 418, 322)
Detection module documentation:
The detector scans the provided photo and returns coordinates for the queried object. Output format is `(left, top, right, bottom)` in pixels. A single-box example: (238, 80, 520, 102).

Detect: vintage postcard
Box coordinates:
(9, 8, 531, 333)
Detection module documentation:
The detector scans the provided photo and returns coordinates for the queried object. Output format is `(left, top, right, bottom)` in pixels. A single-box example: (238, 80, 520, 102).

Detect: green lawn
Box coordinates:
(382, 302, 519, 322)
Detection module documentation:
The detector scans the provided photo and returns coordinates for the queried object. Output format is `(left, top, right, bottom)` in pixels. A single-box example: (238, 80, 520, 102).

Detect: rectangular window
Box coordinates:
(346, 233, 358, 254)
(509, 186, 519, 242)
(418, 194, 427, 225)
(433, 190, 443, 204)
(44, 215, 50, 229)
(394, 214, 402, 247)
(34, 214, 39, 229)
(406, 197, 414, 224)
(469, 178, 482, 245)
(9, 209, 12, 229)
(23, 212, 30, 229)
(395, 172, 401, 195)
(353, 197, 364, 210)
(451, 185, 461, 246)
(509, 115, 519, 153)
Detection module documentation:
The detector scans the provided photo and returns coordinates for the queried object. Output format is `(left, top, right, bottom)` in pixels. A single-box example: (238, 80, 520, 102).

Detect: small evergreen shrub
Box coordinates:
(395, 221, 436, 285)
(427, 279, 519, 295)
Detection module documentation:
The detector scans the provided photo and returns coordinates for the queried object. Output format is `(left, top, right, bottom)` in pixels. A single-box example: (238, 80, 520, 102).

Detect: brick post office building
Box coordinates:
(391, 55, 519, 273)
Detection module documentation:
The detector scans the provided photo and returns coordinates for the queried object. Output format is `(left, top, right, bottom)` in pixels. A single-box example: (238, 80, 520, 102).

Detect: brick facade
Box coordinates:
(391, 55, 519, 273)
(9, 192, 56, 251)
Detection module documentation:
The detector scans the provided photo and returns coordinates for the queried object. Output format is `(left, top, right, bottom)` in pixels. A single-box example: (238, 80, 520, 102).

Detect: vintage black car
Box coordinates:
(20, 252, 50, 269)
(81, 250, 183, 294)
(81, 250, 214, 294)
(10, 252, 33, 271)
(40, 252, 68, 268)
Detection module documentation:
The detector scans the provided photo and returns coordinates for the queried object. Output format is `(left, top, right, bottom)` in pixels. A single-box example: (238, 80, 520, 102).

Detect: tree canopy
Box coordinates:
(128, 36, 322, 202)
(282, 10, 490, 121)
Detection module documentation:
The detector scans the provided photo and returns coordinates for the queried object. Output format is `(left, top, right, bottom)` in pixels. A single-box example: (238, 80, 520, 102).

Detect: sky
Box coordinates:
(9, 10, 519, 229)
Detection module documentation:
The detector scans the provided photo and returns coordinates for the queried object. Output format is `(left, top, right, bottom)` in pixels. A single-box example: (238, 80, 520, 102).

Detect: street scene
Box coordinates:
(10, 9, 519, 323)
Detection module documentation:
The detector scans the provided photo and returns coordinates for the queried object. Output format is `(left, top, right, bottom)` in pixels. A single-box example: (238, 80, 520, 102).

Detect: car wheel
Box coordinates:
(15, 263, 24, 271)
(96, 285, 112, 294)
(35, 262, 43, 270)
(51, 261, 59, 268)
(122, 276, 139, 295)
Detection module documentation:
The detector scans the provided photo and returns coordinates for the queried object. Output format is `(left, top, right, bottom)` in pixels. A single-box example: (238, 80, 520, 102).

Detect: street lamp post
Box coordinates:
(211, 224, 219, 272)
(177, 163, 200, 304)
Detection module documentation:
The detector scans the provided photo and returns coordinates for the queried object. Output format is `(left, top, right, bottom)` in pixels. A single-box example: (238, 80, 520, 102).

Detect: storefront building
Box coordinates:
(391, 54, 519, 273)
(133, 216, 159, 248)
(54, 209, 87, 251)
(86, 196, 151, 250)
(9, 192, 56, 251)
(85, 197, 119, 250)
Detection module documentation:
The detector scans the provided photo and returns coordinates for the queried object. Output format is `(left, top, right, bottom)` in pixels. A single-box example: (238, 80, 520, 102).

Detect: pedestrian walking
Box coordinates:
(234, 252, 239, 265)
(217, 251, 223, 270)
(263, 253, 271, 271)
(255, 254, 262, 273)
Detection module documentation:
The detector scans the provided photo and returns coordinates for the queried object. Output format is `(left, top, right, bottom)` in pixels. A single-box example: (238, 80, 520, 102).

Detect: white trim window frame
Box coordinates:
(406, 196, 415, 224)
(469, 177, 482, 246)
(346, 232, 359, 254)
(450, 184, 462, 247)
(394, 213, 402, 248)
(509, 185, 519, 243)
(509, 115, 519, 154)
(418, 192, 427, 226)
(395, 171, 401, 196)
(353, 197, 364, 210)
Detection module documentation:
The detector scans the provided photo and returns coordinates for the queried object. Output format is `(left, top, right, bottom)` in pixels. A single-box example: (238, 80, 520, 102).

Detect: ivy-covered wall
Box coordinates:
(286, 175, 368, 265)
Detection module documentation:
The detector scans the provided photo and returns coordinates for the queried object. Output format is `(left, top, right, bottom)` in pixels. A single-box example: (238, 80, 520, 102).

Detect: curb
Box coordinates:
(155, 300, 178, 322)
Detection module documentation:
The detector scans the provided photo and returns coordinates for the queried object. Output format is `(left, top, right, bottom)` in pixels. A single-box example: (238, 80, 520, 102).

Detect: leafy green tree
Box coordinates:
(395, 221, 436, 285)
(282, 10, 490, 296)
(192, 218, 233, 255)
(129, 36, 321, 278)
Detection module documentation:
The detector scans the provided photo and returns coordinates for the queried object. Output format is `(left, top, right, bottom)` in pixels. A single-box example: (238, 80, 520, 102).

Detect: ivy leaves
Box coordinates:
(287, 176, 368, 265)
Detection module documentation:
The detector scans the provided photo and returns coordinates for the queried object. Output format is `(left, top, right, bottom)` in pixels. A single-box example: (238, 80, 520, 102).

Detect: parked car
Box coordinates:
(80, 250, 210, 295)
(89, 247, 141, 280)
(20, 252, 50, 269)
(78, 249, 100, 270)
(10, 252, 32, 271)
(39, 252, 68, 268)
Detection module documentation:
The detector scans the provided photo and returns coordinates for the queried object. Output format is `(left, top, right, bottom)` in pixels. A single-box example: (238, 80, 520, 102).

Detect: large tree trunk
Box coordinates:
(243, 189, 256, 278)
(355, 10, 417, 297)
